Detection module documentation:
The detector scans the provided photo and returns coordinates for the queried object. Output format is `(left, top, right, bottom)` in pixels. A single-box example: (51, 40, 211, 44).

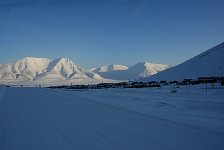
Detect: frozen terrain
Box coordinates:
(146, 42, 224, 81)
(92, 62, 170, 80)
(0, 57, 106, 83)
(0, 85, 224, 150)
(90, 64, 129, 72)
(0, 58, 169, 85)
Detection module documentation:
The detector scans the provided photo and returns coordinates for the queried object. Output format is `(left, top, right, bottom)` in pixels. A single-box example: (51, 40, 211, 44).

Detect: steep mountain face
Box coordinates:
(0, 57, 104, 82)
(0, 57, 50, 80)
(34, 58, 83, 80)
(145, 42, 224, 81)
(92, 62, 170, 81)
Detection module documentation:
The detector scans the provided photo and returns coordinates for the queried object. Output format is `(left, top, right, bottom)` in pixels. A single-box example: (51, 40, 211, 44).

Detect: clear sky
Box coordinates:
(0, 0, 224, 69)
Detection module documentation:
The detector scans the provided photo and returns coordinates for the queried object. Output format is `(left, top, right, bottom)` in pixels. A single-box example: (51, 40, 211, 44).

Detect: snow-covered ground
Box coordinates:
(0, 85, 224, 150)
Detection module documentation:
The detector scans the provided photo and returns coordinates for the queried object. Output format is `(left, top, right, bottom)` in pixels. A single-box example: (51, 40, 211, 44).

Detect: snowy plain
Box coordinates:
(0, 85, 224, 150)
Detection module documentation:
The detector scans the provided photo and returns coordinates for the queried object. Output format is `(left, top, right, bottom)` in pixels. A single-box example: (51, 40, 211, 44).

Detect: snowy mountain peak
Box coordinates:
(14, 57, 50, 79)
(108, 64, 129, 71)
(129, 62, 170, 78)
(91, 61, 170, 80)
(92, 64, 129, 72)
(33, 57, 99, 81)
(48, 58, 77, 72)
(55, 57, 74, 64)
(16, 57, 50, 63)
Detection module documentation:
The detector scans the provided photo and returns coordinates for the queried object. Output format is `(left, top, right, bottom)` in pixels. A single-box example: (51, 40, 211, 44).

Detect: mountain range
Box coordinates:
(91, 63, 170, 81)
(0, 57, 169, 85)
(1, 42, 223, 85)
(0, 57, 104, 84)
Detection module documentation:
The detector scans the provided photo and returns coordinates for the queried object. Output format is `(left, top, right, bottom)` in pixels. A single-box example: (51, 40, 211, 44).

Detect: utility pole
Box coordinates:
(206, 83, 208, 93)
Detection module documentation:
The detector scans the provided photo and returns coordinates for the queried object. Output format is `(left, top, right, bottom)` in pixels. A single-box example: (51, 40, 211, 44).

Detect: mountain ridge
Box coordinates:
(0, 57, 105, 82)
(0, 57, 170, 84)
(90, 64, 129, 73)
(91, 62, 170, 80)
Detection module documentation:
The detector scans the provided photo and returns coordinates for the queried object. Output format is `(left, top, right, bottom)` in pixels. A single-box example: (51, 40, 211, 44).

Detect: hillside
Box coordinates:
(90, 64, 128, 72)
(92, 62, 170, 81)
(145, 42, 224, 81)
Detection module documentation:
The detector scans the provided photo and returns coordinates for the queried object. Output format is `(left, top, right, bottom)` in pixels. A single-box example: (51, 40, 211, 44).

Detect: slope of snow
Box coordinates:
(91, 64, 129, 72)
(129, 62, 170, 78)
(85, 72, 104, 80)
(145, 42, 224, 81)
(0, 64, 15, 80)
(34, 58, 82, 80)
(14, 57, 50, 79)
(0, 86, 224, 150)
(0, 57, 50, 80)
(93, 62, 170, 80)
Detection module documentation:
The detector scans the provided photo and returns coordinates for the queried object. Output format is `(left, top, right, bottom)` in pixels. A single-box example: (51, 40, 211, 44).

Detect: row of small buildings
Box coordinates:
(48, 76, 224, 89)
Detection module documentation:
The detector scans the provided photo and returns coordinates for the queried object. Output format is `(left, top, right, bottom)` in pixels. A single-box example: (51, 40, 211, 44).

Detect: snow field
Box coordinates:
(0, 86, 224, 150)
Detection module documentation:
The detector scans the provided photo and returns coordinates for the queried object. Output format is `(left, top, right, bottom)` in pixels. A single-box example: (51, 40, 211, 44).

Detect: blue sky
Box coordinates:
(0, 0, 224, 69)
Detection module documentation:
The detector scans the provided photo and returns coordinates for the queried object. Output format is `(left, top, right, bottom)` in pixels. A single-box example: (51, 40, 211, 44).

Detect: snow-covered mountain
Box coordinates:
(0, 57, 104, 83)
(91, 62, 170, 81)
(145, 42, 224, 81)
(90, 64, 128, 72)
(0, 57, 170, 84)
(0, 57, 50, 80)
